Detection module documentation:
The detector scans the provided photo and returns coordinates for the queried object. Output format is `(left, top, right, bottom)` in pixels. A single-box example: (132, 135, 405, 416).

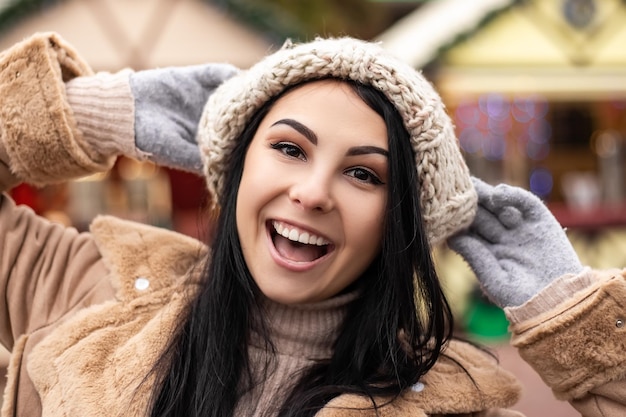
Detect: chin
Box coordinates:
(259, 285, 319, 305)
(264, 292, 307, 305)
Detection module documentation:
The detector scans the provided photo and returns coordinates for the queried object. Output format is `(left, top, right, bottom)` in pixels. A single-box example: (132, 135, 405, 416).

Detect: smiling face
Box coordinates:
(235, 80, 389, 305)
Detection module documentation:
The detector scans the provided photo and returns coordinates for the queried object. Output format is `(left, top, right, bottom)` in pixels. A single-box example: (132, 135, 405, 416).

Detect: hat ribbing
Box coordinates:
(197, 37, 476, 246)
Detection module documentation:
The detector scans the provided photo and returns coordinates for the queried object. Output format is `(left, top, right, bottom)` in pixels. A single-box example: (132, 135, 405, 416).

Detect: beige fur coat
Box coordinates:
(0, 32, 625, 417)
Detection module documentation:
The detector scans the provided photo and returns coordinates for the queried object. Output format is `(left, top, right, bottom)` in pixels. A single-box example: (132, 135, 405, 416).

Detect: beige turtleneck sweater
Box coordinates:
(236, 292, 356, 417)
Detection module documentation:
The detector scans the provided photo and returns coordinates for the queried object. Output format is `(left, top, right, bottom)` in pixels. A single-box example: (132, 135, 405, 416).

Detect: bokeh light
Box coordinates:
(529, 168, 553, 198)
(458, 127, 483, 154)
(455, 94, 550, 162)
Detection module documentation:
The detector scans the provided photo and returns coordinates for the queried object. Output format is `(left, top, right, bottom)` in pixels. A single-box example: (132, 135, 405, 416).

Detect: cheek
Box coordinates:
(236, 149, 266, 213)
(235, 148, 280, 244)
(235, 157, 260, 238)
(346, 194, 386, 255)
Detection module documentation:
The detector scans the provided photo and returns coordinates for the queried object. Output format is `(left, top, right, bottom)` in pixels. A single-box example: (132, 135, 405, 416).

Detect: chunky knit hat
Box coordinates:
(197, 37, 476, 246)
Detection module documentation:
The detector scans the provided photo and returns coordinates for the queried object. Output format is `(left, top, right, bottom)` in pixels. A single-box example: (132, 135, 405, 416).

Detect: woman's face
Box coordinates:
(236, 80, 388, 304)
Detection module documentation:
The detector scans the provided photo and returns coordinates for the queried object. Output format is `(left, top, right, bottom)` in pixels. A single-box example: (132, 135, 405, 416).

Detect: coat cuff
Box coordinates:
(0, 32, 115, 186)
(505, 267, 597, 324)
(508, 269, 626, 400)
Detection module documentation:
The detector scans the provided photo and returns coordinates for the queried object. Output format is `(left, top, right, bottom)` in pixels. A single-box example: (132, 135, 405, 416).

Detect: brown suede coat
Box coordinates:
(0, 32, 624, 417)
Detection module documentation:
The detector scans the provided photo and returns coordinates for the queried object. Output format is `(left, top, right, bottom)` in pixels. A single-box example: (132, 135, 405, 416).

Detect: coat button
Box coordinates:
(410, 382, 425, 392)
(135, 277, 150, 291)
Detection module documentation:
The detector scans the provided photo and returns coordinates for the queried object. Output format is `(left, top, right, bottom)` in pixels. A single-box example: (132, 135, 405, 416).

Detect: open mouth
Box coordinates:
(269, 220, 333, 263)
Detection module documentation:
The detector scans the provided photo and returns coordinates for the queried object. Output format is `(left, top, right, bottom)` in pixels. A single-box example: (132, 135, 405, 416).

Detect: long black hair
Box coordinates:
(148, 79, 454, 417)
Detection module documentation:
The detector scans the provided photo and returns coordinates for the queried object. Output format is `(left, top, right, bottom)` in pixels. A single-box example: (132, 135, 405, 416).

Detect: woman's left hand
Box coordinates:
(448, 177, 583, 308)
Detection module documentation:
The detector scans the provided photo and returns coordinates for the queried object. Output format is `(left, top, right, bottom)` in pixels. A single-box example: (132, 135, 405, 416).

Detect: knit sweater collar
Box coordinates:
(238, 291, 359, 417)
(257, 290, 359, 360)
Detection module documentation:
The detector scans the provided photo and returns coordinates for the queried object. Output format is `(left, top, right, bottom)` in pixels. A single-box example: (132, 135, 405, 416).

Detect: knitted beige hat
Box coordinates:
(197, 37, 476, 246)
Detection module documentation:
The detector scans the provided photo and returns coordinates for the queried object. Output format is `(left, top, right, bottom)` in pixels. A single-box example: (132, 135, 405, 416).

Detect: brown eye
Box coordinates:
(270, 142, 306, 160)
(345, 167, 383, 185)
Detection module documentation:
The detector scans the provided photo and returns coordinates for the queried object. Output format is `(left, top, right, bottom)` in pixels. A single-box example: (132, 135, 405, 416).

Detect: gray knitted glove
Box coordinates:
(130, 63, 238, 173)
(448, 177, 583, 308)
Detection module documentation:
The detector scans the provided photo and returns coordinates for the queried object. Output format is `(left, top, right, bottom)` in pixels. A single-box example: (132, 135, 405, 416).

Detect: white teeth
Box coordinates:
(298, 232, 309, 244)
(272, 221, 329, 246)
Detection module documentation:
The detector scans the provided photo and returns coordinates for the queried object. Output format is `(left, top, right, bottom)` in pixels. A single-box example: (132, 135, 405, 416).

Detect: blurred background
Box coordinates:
(1, 0, 625, 415)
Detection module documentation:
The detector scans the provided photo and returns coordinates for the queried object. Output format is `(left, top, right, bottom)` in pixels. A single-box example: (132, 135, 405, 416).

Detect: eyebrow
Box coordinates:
(271, 119, 317, 145)
(271, 118, 389, 158)
(346, 146, 388, 157)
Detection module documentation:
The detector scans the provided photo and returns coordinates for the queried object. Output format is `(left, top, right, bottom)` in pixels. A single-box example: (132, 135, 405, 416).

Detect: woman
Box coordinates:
(0, 32, 624, 417)
(152, 77, 469, 417)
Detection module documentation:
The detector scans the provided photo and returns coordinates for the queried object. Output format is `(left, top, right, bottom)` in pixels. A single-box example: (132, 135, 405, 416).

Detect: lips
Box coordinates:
(269, 220, 333, 264)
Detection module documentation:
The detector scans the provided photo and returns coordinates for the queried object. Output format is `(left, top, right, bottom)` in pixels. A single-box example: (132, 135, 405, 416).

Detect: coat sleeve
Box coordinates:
(0, 33, 117, 350)
(506, 269, 626, 417)
(0, 195, 112, 350)
(0, 32, 114, 190)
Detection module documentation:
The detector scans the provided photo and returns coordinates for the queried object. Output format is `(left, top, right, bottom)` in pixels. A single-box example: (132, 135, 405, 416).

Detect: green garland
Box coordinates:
(204, 0, 306, 43)
(0, 0, 59, 35)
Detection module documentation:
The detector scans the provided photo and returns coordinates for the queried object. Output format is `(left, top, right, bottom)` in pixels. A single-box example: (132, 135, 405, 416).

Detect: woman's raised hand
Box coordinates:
(66, 63, 238, 177)
(448, 177, 583, 308)
(130, 63, 238, 174)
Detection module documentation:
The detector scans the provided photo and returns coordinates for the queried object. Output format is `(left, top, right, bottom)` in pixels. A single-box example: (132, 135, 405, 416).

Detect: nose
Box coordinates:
(288, 173, 334, 212)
